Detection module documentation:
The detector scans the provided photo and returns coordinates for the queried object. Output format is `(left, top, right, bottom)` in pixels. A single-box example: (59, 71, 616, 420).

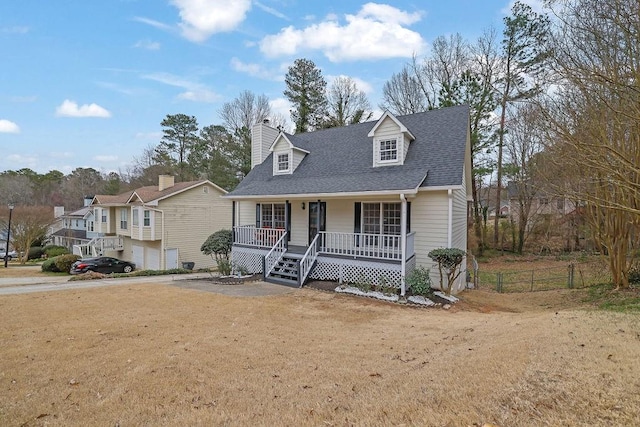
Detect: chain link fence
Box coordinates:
(476, 259, 611, 293)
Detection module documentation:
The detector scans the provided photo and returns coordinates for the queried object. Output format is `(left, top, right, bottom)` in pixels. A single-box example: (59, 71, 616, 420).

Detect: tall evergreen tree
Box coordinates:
(284, 58, 327, 133)
(154, 114, 199, 181)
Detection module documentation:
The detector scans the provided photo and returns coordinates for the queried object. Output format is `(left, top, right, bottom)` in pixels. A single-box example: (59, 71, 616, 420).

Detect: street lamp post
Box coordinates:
(5, 204, 14, 268)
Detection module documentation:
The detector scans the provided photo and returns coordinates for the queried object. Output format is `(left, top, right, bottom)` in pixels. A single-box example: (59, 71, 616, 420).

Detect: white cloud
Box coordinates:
(133, 16, 173, 32)
(142, 72, 220, 103)
(134, 39, 161, 50)
(0, 119, 20, 133)
(230, 57, 282, 81)
(254, 1, 288, 20)
(170, 0, 252, 42)
(50, 151, 74, 159)
(260, 3, 425, 62)
(7, 154, 38, 168)
(135, 131, 163, 140)
(55, 100, 111, 118)
(94, 155, 118, 162)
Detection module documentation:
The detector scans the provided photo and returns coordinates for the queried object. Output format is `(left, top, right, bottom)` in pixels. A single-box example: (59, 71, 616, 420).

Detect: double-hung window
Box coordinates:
(143, 210, 151, 227)
(277, 153, 289, 172)
(120, 208, 128, 230)
(101, 209, 107, 223)
(379, 139, 398, 162)
(362, 202, 402, 236)
(260, 203, 286, 229)
(132, 208, 139, 226)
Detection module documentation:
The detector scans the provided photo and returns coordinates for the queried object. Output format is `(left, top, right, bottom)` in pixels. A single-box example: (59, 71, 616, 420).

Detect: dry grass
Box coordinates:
(1, 284, 639, 426)
(0, 264, 50, 278)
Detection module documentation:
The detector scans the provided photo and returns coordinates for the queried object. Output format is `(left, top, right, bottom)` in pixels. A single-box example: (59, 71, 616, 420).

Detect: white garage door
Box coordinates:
(145, 248, 160, 270)
(132, 245, 144, 270)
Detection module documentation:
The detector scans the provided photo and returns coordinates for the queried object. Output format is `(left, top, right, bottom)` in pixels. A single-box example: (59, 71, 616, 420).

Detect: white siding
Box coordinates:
(372, 117, 404, 167)
(238, 200, 255, 226)
(325, 199, 356, 234)
(292, 150, 306, 171)
(290, 202, 308, 246)
(251, 124, 279, 169)
(411, 191, 449, 286)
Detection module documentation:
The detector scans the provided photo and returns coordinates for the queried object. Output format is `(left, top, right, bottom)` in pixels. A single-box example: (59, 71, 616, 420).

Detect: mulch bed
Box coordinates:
(192, 273, 264, 285)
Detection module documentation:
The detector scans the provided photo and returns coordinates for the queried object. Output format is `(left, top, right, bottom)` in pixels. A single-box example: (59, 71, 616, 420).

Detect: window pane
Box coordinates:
(379, 139, 397, 161)
(273, 204, 286, 229)
(383, 203, 401, 235)
(143, 210, 150, 226)
(362, 203, 380, 234)
(277, 154, 289, 171)
(261, 204, 273, 227)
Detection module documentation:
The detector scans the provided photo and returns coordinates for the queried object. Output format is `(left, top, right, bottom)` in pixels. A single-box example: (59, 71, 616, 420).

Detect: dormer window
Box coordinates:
(379, 139, 398, 162)
(277, 153, 290, 172)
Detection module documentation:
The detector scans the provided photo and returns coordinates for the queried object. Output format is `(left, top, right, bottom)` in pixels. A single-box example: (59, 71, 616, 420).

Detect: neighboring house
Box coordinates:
(78, 175, 231, 270)
(50, 197, 96, 252)
(226, 105, 472, 294)
(507, 181, 576, 226)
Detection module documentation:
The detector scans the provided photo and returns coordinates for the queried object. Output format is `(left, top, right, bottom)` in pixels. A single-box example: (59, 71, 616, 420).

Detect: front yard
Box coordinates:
(0, 282, 638, 425)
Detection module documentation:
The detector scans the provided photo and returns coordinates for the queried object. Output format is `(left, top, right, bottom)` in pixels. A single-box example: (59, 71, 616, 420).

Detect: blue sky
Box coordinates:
(0, 0, 540, 175)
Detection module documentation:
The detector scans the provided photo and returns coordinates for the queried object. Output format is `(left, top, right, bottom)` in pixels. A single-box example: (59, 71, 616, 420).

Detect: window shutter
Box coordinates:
(255, 204, 261, 228)
(286, 201, 291, 241)
(232, 201, 236, 228)
(354, 202, 361, 233)
(407, 202, 411, 233)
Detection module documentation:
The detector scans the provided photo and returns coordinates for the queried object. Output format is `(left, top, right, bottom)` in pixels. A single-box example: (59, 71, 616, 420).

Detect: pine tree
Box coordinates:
(284, 58, 327, 133)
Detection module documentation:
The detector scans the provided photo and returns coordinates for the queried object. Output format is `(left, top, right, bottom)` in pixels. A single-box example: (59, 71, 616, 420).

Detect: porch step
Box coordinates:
(266, 255, 301, 286)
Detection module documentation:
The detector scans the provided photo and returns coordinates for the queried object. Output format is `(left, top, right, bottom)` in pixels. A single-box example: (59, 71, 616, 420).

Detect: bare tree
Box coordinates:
(324, 76, 373, 127)
(541, 0, 640, 288)
(3, 206, 53, 264)
(380, 66, 427, 115)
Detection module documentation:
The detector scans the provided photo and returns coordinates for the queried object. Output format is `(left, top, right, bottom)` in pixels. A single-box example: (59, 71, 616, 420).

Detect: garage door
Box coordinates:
(145, 248, 160, 270)
(132, 245, 144, 269)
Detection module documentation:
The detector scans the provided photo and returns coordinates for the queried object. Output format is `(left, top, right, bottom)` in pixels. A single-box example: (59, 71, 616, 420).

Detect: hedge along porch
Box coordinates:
(226, 106, 472, 294)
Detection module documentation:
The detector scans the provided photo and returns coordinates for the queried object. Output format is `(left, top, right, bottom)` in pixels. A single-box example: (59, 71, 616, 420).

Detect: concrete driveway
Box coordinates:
(0, 273, 296, 297)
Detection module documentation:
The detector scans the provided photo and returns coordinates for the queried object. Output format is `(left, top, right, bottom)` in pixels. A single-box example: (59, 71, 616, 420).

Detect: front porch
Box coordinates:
(231, 226, 416, 290)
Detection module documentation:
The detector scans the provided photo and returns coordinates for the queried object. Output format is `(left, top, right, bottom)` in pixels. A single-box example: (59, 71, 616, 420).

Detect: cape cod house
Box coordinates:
(76, 175, 231, 270)
(226, 105, 472, 295)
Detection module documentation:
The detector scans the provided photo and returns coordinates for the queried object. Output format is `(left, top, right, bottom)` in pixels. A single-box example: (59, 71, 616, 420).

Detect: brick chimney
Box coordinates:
(158, 175, 175, 191)
(251, 119, 279, 169)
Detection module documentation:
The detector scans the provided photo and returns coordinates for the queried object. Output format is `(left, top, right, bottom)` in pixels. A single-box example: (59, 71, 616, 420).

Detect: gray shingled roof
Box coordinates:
(228, 105, 469, 197)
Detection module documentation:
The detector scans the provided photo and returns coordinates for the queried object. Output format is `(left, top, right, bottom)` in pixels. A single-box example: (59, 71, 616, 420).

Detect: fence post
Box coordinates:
(497, 272, 502, 293)
(568, 264, 574, 289)
(530, 270, 534, 292)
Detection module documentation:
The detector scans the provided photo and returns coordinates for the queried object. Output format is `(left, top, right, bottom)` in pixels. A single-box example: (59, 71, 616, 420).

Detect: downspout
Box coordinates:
(447, 189, 453, 247)
(400, 193, 407, 297)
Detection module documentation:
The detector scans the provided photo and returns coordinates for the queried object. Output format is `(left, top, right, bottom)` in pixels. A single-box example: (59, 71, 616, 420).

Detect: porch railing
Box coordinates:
(72, 236, 124, 258)
(263, 231, 288, 277)
(234, 225, 286, 249)
(299, 233, 320, 286)
(319, 231, 414, 261)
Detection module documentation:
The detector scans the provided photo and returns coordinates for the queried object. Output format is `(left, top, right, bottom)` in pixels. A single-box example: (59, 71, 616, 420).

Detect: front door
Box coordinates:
(308, 201, 326, 244)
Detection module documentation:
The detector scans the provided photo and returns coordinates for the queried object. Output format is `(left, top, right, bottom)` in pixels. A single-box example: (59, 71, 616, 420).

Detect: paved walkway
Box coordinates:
(0, 273, 296, 297)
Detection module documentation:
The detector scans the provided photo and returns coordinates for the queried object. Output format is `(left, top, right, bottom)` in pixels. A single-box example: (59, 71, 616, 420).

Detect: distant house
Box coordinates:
(50, 197, 98, 252)
(78, 175, 231, 270)
(225, 105, 472, 294)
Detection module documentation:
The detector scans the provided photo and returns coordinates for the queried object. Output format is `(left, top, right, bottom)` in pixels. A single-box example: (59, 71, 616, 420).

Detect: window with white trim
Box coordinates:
(132, 208, 139, 226)
(277, 153, 289, 172)
(143, 210, 151, 227)
(87, 221, 94, 232)
(101, 209, 107, 223)
(120, 208, 128, 230)
(379, 139, 398, 162)
(362, 202, 401, 235)
(260, 203, 286, 229)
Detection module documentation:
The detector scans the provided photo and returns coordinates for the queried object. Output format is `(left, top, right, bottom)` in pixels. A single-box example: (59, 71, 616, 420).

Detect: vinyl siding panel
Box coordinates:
(116, 207, 131, 237)
(237, 201, 255, 226)
(292, 150, 305, 171)
(411, 191, 449, 285)
(290, 202, 308, 246)
(160, 184, 232, 270)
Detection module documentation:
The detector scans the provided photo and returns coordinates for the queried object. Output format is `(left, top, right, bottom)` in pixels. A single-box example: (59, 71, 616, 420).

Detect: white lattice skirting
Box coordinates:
(232, 246, 417, 289)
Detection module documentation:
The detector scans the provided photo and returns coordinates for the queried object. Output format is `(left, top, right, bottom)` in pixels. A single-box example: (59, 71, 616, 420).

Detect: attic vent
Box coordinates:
(203, 186, 209, 194)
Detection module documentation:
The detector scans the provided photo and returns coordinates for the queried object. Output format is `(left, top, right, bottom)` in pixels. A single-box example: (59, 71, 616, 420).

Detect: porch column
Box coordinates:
(400, 194, 407, 297)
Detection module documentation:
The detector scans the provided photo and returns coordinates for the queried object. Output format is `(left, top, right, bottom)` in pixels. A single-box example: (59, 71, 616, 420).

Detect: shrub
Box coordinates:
(28, 246, 44, 260)
(43, 245, 69, 258)
(629, 265, 640, 285)
(215, 259, 231, 276)
(54, 254, 80, 273)
(201, 229, 233, 263)
(41, 257, 61, 272)
(406, 266, 432, 296)
(428, 248, 467, 295)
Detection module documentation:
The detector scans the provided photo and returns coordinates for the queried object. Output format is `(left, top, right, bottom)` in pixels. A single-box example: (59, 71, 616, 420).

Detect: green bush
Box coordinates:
(406, 266, 432, 296)
(54, 254, 80, 273)
(428, 248, 467, 295)
(41, 256, 61, 272)
(628, 265, 640, 285)
(43, 245, 69, 258)
(28, 246, 44, 260)
(217, 258, 232, 276)
(201, 229, 233, 263)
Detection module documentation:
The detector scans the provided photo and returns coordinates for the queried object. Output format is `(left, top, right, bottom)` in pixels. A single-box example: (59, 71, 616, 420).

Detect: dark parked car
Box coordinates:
(70, 257, 135, 274)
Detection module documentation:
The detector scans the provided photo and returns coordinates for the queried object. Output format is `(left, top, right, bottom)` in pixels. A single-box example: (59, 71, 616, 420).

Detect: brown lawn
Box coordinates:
(0, 283, 638, 426)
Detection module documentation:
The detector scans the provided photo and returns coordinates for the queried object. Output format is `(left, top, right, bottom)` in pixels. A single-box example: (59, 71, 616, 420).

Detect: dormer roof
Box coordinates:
(268, 133, 310, 154)
(367, 110, 415, 140)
